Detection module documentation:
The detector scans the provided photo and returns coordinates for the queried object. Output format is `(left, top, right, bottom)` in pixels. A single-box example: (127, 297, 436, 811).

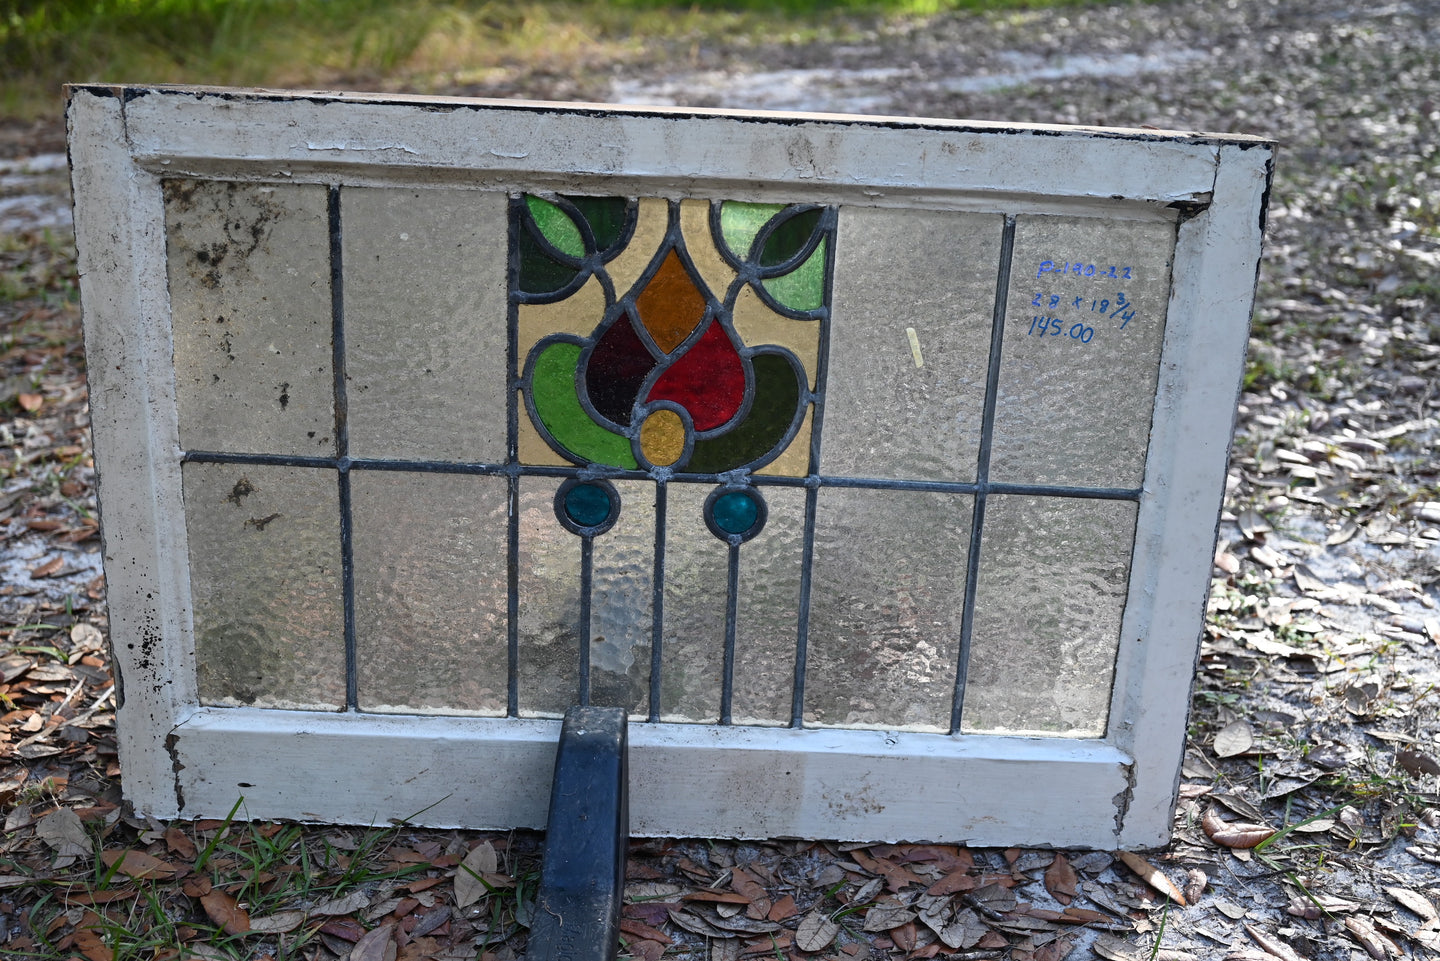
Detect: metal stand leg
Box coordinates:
(528, 705, 629, 961)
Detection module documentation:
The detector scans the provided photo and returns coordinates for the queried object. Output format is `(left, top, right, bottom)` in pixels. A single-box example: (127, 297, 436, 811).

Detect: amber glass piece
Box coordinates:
(635, 248, 709, 354)
(640, 408, 685, 466)
(586, 312, 657, 426)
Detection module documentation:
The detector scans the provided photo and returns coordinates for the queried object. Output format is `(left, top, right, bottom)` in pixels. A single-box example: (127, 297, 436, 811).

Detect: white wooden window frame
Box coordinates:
(68, 85, 1271, 848)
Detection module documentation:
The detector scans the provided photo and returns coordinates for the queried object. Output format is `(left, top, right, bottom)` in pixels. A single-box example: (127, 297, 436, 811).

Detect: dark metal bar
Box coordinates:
(578, 536, 594, 707)
(328, 186, 359, 713)
(720, 540, 740, 725)
(790, 484, 820, 728)
(529, 705, 628, 961)
(506, 474, 520, 717)
(951, 213, 1017, 734)
(648, 482, 667, 723)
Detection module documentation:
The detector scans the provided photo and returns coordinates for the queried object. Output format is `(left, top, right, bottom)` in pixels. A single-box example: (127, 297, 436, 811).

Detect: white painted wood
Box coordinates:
(172, 708, 1130, 846)
(67, 89, 200, 816)
(116, 87, 1237, 207)
(1109, 143, 1273, 847)
(68, 84, 1273, 848)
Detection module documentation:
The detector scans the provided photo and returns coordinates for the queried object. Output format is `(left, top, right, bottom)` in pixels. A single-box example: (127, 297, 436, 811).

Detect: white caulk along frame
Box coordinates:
(68, 84, 1272, 848)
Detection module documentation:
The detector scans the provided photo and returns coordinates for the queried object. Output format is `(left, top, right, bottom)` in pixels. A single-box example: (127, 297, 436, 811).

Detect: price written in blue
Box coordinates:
(1025, 292, 1137, 343)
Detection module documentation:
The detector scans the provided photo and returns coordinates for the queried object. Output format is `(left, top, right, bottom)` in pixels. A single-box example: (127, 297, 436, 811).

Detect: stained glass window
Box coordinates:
(167, 181, 1174, 739)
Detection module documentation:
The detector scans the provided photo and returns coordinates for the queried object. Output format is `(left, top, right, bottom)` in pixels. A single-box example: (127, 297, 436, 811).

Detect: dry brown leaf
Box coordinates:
(73, 911, 113, 961)
(1116, 851, 1187, 905)
(453, 840, 497, 909)
(925, 867, 977, 896)
(619, 918, 671, 945)
(101, 849, 180, 880)
(37, 808, 91, 861)
(30, 556, 64, 578)
(1202, 809, 1275, 849)
(1244, 923, 1306, 961)
(1345, 917, 1399, 959)
(247, 910, 306, 935)
(1385, 886, 1438, 922)
(1093, 932, 1148, 961)
(164, 825, 198, 861)
(1214, 720, 1255, 758)
(861, 899, 917, 932)
(200, 889, 251, 935)
(795, 909, 840, 952)
(1043, 852, 1078, 905)
(1396, 749, 1440, 777)
(351, 922, 398, 961)
(767, 894, 798, 921)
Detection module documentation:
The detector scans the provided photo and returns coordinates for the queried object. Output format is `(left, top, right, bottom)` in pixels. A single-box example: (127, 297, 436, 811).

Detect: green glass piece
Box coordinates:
(760, 208, 822, 267)
(518, 226, 580, 294)
(720, 201, 785, 262)
(688, 353, 802, 473)
(566, 196, 629, 255)
(762, 237, 827, 312)
(712, 490, 760, 534)
(530, 341, 637, 468)
(565, 482, 615, 527)
(525, 195, 585, 258)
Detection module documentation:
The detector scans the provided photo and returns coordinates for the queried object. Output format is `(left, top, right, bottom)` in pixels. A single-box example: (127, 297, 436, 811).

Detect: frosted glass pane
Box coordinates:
(990, 215, 1174, 487)
(963, 495, 1137, 737)
(732, 486, 806, 727)
(824, 208, 1000, 481)
(342, 188, 509, 462)
(182, 463, 343, 709)
(517, 477, 579, 717)
(351, 472, 508, 715)
(806, 488, 972, 732)
(659, 483, 726, 723)
(165, 181, 334, 456)
(590, 480, 656, 715)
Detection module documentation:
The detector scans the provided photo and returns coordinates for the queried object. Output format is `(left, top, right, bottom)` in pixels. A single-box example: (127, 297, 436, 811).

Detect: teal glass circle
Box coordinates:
(712, 490, 760, 535)
(564, 483, 614, 528)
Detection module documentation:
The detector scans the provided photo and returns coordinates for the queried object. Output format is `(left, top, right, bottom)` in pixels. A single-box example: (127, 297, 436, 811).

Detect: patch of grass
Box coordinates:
(5, 0, 1155, 121)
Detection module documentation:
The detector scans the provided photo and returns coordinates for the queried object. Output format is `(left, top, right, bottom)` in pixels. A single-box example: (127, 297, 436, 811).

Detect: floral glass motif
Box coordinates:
(515, 195, 833, 481)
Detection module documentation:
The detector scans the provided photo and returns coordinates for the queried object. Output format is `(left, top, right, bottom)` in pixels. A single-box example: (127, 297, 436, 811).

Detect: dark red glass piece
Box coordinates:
(646, 320, 745, 432)
(585, 311, 657, 426)
(687, 352, 803, 473)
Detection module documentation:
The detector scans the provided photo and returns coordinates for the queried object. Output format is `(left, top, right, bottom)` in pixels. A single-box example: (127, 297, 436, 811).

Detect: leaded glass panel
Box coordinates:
(168, 183, 1173, 738)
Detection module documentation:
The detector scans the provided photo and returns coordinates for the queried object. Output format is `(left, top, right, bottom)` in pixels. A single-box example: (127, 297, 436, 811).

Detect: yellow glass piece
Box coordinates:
(757, 403, 813, 478)
(515, 275, 607, 373)
(732, 283, 821, 389)
(680, 198, 736, 299)
(517, 399, 571, 466)
(639, 408, 686, 466)
(607, 197, 668, 297)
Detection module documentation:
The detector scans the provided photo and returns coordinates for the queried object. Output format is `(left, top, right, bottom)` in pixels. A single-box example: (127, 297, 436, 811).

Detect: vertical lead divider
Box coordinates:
(528, 706, 629, 961)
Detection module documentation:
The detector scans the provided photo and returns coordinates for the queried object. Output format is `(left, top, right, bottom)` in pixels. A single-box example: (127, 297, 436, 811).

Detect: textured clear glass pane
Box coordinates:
(590, 480, 656, 715)
(963, 495, 1137, 737)
(165, 180, 334, 456)
(732, 485, 806, 727)
(351, 472, 508, 715)
(659, 483, 726, 723)
(824, 208, 1001, 481)
(990, 215, 1175, 487)
(805, 488, 972, 732)
(343, 187, 509, 462)
(516, 478, 657, 716)
(182, 462, 343, 709)
(517, 477, 580, 717)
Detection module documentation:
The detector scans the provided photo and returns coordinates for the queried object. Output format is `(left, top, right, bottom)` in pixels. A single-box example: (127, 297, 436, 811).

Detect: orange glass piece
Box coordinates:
(635, 248, 708, 354)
